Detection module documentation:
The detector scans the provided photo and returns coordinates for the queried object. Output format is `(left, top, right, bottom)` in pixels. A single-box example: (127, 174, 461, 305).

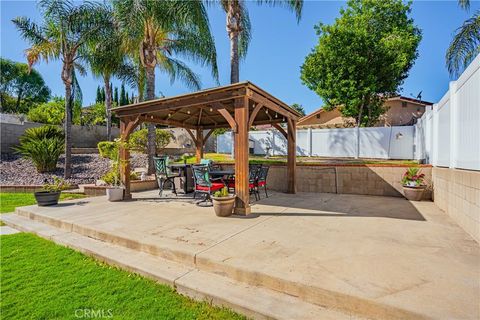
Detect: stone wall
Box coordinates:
(221, 164, 432, 199)
(432, 167, 480, 242)
(1, 121, 120, 154)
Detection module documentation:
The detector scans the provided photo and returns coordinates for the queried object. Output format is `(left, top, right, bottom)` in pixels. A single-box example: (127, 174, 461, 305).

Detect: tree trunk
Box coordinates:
(227, 3, 240, 84)
(104, 75, 112, 141)
(15, 88, 23, 112)
(64, 83, 73, 178)
(145, 66, 156, 175)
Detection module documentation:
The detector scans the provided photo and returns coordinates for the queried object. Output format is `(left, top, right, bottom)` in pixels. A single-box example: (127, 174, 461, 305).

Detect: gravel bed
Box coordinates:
(0, 153, 148, 186)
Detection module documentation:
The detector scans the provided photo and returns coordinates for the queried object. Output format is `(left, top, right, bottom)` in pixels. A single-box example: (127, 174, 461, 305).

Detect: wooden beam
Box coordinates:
(272, 123, 287, 139)
(250, 92, 296, 120)
(143, 115, 198, 130)
(248, 103, 264, 128)
(195, 128, 204, 163)
(114, 89, 245, 117)
(203, 129, 214, 146)
(119, 117, 140, 201)
(287, 118, 296, 194)
(217, 108, 238, 133)
(234, 96, 251, 215)
(185, 128, 198, 145)
(197, 108, 203, 126)
(201, 118, 284, 130)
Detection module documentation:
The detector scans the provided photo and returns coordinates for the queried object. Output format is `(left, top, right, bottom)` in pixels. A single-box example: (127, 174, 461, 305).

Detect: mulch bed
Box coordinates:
(0, 153, 148, 186)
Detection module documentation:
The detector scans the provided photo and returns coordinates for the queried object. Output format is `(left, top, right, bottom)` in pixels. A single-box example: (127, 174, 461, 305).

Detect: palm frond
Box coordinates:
(458, 0, 470, 11)
(257, 0, 303, 22)
(12, 17, 47, 46)
(158, 57, 201, 90)
(446, 11, 480, 77)
(238, 2, 251, 60)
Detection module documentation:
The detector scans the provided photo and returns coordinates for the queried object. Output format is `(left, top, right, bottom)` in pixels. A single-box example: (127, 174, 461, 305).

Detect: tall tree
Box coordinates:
(120, 83, 127, 106)
(114, 0, 219, 174)
(95, 86, 102, 103)
(300, 0, 421, 157)
(13, 0, 110, 178)
(0, 58, 50, 113)
(446, 0, 480, 77)
(114, 86, 119, 106)
(212, 0, 303, 83)
(290, 103, 306, 116)
(86, 5, 135, 141)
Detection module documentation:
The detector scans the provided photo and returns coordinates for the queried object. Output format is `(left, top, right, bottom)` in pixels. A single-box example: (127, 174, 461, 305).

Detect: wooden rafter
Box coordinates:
(217, 108, 238, 133)
(248, 103, 264, 128)
(203, 129, 214, 146)
(272, 123, 287, 138)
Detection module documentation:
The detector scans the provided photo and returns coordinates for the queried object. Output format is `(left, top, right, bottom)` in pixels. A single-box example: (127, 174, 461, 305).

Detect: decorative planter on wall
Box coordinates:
(402, 185, 426, 201)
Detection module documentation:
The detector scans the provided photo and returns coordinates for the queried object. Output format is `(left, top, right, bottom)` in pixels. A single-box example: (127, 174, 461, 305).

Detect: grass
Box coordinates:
(174, 152, 420, 166)
(0, 192, 86, 214)
(0, 233, 245, 320)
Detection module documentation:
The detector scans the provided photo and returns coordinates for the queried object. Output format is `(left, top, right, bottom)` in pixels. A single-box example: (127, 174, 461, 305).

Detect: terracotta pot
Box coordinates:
(212, 195, 236, 217)
(106, 187, 124, 202)
(34, 191, 61, 206)
(403, 185, 425, 201)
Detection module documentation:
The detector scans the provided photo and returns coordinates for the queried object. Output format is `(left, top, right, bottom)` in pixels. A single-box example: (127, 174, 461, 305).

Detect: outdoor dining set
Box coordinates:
(153, 156, 269, 205)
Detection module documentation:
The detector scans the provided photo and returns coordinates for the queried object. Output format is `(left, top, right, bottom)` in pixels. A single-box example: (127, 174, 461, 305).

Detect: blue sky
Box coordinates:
(1, 0, 478, 114)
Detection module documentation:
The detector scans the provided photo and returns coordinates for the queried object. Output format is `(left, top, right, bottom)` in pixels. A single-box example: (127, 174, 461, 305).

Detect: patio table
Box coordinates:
(209, 170, 235, 178)
(167, 164, 193, 193)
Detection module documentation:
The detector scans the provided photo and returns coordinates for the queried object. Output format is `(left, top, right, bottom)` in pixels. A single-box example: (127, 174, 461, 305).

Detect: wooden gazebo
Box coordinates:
(113, 81, 300, 215)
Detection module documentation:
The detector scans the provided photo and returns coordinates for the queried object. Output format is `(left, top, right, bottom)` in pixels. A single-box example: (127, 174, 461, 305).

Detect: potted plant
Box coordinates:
(212, 187, 236, 217)
(401, 167, 426, 201)
(99, 139, 126, 202)
(34, 177, 69, 206)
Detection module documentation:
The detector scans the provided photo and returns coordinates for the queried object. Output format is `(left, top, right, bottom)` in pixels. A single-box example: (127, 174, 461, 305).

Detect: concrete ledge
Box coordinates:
(81, 180, 158, 196)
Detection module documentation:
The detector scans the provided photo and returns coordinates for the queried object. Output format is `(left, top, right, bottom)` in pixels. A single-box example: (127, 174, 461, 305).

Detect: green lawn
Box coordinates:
(0, 192, 86, 214)
(175, 152, 420, 166)
(0, 233, 245, 320)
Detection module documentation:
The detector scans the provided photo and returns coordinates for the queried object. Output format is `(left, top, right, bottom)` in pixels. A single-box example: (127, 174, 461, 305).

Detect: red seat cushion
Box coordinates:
(227, 182, 255, 189)
(195, 182, 224, 192)
(257, 181, 266, 187)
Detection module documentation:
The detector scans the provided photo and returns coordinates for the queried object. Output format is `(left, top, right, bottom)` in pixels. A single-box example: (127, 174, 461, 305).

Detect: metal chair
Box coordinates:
(256, 166, 270, 198)
(226, 164, 262, 201)
(153, 156, 180, 197)
(191, 165, 225, 205)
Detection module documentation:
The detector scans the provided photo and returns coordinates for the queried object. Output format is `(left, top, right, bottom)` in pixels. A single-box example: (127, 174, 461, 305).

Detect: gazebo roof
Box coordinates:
(112, 81, 301, 130)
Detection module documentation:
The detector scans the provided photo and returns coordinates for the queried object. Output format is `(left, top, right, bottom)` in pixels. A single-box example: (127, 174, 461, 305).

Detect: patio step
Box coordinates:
(10, 206, 430, 320)
(1, 213, 361, 320)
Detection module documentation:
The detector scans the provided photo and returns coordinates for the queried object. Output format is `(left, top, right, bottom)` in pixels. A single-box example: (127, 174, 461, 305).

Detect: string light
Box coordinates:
(275, 113, 278, 118)
(265, 109, 269, 114)
(209, 107, 213, 112)
(168, 113, 171, 118)
(187, 110, 191, 114)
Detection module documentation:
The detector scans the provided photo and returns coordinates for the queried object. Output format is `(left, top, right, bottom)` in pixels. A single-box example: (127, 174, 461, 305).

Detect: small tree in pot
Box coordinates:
(98, 139, 129, 201)
(34, 177, 69, 206)
(401, 167, 426, 201)
(212, 187, 235, 217)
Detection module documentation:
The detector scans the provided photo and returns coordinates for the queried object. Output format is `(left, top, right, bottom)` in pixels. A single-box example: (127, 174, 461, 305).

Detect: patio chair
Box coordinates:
(191, 165, 225, 205)
(256, 166, 270, 198)
(226, 164, 262, 201)
(153, 156, 180, 197)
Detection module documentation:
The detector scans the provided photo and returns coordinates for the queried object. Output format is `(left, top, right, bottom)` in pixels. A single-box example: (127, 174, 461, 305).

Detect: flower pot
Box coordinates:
(106, 187, 124, 202)
(34, 191, 61, 206)
(403, 185, 425, 201)
(212, 195, 236, 217)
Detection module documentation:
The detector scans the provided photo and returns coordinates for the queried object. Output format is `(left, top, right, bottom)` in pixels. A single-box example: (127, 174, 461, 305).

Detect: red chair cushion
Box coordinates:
(226, 182, 255, 189)
(195, 182, 224, 192)
(257, 181, 266, 187)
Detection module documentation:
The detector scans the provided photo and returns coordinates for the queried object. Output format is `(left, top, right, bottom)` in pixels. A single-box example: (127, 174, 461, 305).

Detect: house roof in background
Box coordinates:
(298, 96, 433, 126)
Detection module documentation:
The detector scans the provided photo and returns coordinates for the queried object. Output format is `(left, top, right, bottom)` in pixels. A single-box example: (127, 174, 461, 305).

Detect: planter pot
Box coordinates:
(106, 187, 124, 202)
(403, 185, 426, 201)
(34, 191, 61, 206)
(212, 195, 236, 217)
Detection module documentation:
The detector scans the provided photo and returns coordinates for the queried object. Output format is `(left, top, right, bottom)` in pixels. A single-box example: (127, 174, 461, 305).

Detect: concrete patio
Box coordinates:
(2, 190, 479, 320)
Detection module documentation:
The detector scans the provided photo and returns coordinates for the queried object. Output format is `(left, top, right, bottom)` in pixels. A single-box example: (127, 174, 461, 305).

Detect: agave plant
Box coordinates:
(14, 125, 65, 173)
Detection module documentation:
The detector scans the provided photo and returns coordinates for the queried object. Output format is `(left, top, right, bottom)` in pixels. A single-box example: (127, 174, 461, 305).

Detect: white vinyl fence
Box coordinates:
(217, 125, 415, 159)
(415, 54, 480, 171)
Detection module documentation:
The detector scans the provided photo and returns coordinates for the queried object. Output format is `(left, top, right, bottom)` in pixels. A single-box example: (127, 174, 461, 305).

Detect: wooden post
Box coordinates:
(234, 96, 251, 214)
(195, 128, 204, 163)
(287, 118, 297, 194)
(120, 119, 132, 200)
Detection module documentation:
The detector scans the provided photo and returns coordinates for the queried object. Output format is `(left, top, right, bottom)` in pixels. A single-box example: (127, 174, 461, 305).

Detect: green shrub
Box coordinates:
(128, 128, 172, 154)
(14, 125, 65, 172)
(98, 141, 118, 160)
(101, 167, 138, 186)
(27, 97, 82, 125)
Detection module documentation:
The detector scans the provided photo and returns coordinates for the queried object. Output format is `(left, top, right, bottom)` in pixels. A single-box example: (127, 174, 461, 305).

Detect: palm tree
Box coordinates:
(113, 0, 219, 174)
(446, 0, 480, 77)
(213, 0, 303, 83)
(85, 6, 135, 141)
(13, 0, 110, 178)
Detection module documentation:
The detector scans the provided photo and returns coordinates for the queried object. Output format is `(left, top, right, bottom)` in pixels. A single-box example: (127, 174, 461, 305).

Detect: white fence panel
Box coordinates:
(311, 128, 357, 157)
(435, 94, 451, 167)
(454, 57, 480, 170)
